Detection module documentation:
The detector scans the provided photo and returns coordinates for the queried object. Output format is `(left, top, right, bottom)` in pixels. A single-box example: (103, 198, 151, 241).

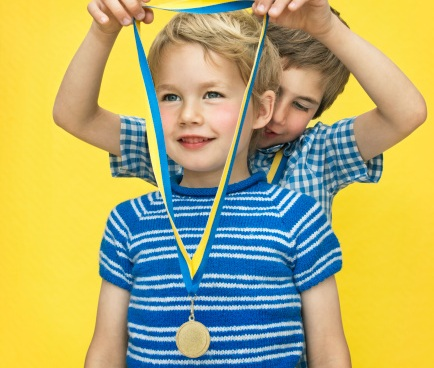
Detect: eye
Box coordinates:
(204, 91, 223, 99)
(162, 94, 180, 102)
(293, 101, 309, 112)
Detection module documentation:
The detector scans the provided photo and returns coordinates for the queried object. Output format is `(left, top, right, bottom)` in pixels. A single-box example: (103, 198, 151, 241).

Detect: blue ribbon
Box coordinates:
(132, 0, 268, 295)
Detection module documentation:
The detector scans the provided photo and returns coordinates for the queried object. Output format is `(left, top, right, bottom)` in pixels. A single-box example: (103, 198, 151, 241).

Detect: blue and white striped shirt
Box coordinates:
(100, 173, 342, 367)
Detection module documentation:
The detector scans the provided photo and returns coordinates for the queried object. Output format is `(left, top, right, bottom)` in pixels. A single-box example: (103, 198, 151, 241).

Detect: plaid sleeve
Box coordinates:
(291, 195, 342, 293)
(99, 205, 134, 291)
(320, 118, 383, 193)
(109, 115, 182, 185)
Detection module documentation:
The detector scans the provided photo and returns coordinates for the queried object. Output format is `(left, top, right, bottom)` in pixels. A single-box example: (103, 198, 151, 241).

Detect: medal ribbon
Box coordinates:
(133, 0, 268, 295)
(266, 149, 289, 184)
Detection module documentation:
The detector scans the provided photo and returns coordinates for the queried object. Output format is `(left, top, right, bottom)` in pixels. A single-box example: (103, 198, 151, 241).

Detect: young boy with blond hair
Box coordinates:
(81, 9, 351, 368)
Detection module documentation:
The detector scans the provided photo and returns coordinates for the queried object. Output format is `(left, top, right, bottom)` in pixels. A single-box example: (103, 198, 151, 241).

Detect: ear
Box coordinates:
(253, 90, 276, 130)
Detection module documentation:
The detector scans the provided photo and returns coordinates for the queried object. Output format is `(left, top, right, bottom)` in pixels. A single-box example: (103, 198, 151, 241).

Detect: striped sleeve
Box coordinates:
(291, 195, 342, 293)
(99, 205, 134, 291)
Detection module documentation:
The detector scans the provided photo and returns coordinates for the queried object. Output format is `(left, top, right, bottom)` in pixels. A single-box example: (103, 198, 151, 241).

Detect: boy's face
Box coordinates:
(257, 66, 325, 148)
(156, 43, 258, 186)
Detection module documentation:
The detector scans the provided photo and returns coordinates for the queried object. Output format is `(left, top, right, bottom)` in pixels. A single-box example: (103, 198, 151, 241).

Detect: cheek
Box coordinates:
(284, 111, 312, 138)
(210, 103, 241, 132)
(160, 108, 175, 131)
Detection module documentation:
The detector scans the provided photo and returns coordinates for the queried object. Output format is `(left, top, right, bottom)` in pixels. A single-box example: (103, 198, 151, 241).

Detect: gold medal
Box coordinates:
(176, 319, 210, 358)
(176, 297, 210, 358)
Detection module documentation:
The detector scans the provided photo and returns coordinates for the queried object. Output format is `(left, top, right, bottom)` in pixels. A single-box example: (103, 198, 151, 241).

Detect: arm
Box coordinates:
(301, 276, 351, 368)
(85, 280, 130, 368)
(253, 0, 427, 161)
(52, 0, 153, 156)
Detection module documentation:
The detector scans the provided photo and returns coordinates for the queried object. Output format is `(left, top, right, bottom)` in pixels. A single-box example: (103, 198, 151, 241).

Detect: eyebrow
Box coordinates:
(157, 80, 230, 92)
(297, 96, 321, 106)
(278, 86, 321, 106)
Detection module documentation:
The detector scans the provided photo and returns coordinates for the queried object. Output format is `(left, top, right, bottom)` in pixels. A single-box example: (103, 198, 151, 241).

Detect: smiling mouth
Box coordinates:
(263, 128, 278, 137)
(179, 137, 211, 143)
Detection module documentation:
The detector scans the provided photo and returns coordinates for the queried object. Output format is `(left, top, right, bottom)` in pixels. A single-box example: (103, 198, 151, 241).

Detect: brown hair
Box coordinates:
(267, 8, 350, 118)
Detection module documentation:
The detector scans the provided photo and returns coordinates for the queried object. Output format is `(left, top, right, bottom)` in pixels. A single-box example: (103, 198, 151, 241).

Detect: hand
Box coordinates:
(252, 0, 334, 38)
(87, 0, 154, 35)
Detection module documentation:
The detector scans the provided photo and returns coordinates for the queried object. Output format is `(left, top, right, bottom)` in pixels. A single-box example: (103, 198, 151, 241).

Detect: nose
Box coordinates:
(271, 98, 287, 126)
(179, 100, 204, 126)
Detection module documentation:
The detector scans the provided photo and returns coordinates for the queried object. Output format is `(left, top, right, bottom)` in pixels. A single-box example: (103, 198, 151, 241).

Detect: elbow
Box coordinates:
(415, 97, 428, 129)
(393, 93, 428, 137)
(52, 96, 83, 134)
(52, 97, 68, 130)
(408, 93, 428, 132)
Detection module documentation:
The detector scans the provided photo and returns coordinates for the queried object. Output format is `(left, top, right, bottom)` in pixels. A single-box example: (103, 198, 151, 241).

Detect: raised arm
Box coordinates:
(301, 276, 351, 368)
(253, 0, 427, 161)
(53, 0, 153, 156)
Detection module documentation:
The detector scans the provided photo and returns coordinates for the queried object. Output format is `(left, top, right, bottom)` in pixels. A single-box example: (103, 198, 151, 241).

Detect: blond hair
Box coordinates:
(148, 11, 281, 111)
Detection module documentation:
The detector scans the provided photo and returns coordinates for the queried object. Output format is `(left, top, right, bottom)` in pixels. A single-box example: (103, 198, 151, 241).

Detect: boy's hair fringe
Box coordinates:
(148, 11, 281, 110)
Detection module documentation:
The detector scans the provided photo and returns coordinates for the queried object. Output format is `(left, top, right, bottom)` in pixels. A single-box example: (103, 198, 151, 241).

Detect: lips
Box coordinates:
(263, 128, 278, 137)
(178, 135, 213, 149)
(179, 137, 210, 143)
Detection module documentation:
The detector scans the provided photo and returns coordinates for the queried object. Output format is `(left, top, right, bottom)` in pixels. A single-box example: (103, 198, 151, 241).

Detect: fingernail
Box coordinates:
(122, 17, 131, 26)
(136, 12, 145, 21)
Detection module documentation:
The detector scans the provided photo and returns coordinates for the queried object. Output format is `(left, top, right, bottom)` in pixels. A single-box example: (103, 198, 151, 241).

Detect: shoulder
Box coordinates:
(256, 181, 323, 218)
(109, 190, 161, 219)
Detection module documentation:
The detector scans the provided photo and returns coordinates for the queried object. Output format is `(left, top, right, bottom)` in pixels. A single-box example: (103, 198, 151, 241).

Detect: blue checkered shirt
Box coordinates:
(110, 115, 383, 223)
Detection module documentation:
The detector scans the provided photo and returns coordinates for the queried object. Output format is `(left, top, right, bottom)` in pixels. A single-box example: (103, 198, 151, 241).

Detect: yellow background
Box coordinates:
(1, 1, 433, 366)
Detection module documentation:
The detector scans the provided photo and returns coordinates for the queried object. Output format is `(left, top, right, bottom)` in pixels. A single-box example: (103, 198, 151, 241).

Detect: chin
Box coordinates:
(258, 137, 278, 149)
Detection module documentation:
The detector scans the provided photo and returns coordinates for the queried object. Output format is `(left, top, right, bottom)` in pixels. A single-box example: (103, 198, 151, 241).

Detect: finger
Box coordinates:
(286, 0, 307, 11)
(268, 0, 293, 17)
(103, 0, 134, 25)
(87, 1, 110, 24)
(121, 0, 146, 21)
(142, 7, 154, 24)
(251, 0, 275, 15)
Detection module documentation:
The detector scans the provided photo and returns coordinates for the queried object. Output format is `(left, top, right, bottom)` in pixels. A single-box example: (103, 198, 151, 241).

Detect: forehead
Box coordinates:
(157, 43, 242, 81)
(280, 67, 325, 100)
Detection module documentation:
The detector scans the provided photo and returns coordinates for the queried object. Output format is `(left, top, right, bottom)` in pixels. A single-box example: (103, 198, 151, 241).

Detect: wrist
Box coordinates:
(89, 21, 121, 44)
(311, 13, 347, 45)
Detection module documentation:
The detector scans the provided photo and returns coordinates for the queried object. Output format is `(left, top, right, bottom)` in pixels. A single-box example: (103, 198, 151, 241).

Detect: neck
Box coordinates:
(180, 164, 251, 188)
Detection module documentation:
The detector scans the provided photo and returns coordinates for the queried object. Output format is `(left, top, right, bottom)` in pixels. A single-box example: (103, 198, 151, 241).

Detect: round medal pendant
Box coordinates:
(176, 320, 210, 358)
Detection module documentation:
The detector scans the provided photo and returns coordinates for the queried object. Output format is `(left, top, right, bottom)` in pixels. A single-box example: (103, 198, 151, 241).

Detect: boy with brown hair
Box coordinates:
(53, 0, 426, 222)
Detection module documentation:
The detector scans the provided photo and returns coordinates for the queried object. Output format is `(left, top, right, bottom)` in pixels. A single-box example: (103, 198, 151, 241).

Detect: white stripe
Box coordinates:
(130, 295, 299, 303)
(296, 255, 342, 287)
(296, 248, 342, 279)
(127, 350, 301, 365)
(136, 253, 178, 264)
(110, 208, 131, 239)
(129, 328, 302, 343)
(135, 274, 183, 282)
(129, 302, 301, 311)
(100, 255, 132, 285)
(212, 252, 286, 263)
(132, 245, 177, 263)
(128, 321, 301, 333)
(127, 341, 303, 357)
(297, 221, 334, 254)
(203, 273, 290, 282)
